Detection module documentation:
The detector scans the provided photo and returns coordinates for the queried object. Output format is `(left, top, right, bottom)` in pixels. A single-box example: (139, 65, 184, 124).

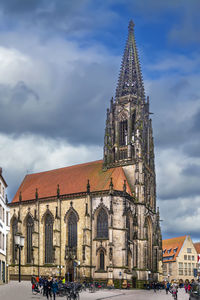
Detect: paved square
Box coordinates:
(0, 281, 191, 300)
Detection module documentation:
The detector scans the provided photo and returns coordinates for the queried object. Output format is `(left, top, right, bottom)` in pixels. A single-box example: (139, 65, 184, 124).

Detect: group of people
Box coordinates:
(31, 275, 65, 300)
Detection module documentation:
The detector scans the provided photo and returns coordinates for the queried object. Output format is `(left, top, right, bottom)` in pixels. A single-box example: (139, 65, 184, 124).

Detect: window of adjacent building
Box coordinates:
(2, 187, 4, 198)
(0, 205, 2, 220)
(179, 269, 183, 275)
(2, 208, 4, 223)
(184, 262, 187, 267)
(192, 256, 195, 261)
(187, 248, 192, 253)
(0, 231, 2, 249)
(188, 255, 191, 260)
(185, 269, 188, 275)
(2, 234, 4, 250)
(97, 208, 108, 239)
(169, 262, 172, 274)
(45, 213, 53, 264)
(179, 262, 183, 268)
(6, 212, 9, 226)
(163, 263, 167, 275)
(184, 255, 187, 260)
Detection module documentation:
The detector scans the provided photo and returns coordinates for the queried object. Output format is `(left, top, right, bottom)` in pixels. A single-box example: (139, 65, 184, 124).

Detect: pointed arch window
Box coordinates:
(126, 216, 130, 241)
(27, 215, 34, 264)
(100, 250, 105, 270)
(12, 218, 18, 263)
(119, 120, 128, 146)
(97, 209, 108, 239)
(68, 212, 77, 248)
(45, 213, 53, 264)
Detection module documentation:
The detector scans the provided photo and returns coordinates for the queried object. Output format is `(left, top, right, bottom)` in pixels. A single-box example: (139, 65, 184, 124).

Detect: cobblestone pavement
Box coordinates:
(0, 281, 191, 300)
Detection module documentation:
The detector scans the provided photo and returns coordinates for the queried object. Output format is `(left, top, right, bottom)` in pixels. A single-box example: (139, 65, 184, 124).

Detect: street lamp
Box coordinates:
(148, 270, 151, 284)
(14, 233, 24, 282)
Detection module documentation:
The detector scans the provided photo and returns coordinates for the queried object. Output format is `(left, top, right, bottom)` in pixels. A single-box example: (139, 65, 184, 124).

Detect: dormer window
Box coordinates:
(167, 248, 172, 254)
(173, 247, 178, 253)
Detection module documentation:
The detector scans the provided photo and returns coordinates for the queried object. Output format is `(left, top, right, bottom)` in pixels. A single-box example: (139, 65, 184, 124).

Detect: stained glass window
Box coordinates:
(97, 209, 108, 238)
(12, 218, 18, 263)
(68, 212, 77, 248)
(100, 250, 105, 270)
(45, 213, 53, 264)
(27, 215, 34, 263)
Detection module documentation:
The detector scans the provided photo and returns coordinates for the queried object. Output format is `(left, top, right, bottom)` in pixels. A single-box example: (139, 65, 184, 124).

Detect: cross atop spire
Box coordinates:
(128, 19, 135, 32)
(116, 20, 144, 100)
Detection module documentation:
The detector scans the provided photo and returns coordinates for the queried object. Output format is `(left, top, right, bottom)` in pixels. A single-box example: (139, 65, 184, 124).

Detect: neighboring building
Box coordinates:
(8, 21, 162, 287)
(163, 236, 198, 282)
(0, 168, 10, 284)
(194, 243, 200, 279)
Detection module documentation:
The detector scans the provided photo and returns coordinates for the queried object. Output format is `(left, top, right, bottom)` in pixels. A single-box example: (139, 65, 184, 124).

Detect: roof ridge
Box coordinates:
(26, 159, 103, 176)
(163, 235, 187, 242)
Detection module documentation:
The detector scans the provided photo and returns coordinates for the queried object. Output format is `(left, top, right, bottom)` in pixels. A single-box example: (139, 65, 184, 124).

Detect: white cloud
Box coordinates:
(0, 133, 102, 201)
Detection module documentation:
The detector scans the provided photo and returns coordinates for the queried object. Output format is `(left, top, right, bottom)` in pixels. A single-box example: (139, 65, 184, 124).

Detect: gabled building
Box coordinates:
(8, 21, 162, 287)
(0, 168, 10, 284)
(163, 236, 198, 282)
(194, 242, 200, 279)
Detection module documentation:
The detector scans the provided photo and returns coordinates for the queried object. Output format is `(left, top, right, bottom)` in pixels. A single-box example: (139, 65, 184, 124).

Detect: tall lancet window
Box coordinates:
(126, 216, 130, 241)
(97, 208, 108, 238)
(132, 112, 136, 140)
(68, 212, 77, 248)
(100, 250, 105, 270)
(12, 217, 18, 263)
(27, 215, 34, 263)
(119, 120, 128, 146)
(45, 213, 53, 264)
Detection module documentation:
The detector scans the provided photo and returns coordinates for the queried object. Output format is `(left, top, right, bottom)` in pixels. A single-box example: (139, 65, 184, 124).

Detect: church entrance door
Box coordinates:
(66, 260, 74, 282)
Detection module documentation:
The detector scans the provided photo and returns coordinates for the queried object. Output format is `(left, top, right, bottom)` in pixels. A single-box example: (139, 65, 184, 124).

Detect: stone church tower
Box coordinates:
(103, 20, 161, 281)
(8, 21, 162, 287)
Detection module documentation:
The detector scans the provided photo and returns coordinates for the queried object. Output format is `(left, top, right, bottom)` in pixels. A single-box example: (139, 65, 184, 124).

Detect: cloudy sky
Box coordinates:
(0, 0, 200, 241)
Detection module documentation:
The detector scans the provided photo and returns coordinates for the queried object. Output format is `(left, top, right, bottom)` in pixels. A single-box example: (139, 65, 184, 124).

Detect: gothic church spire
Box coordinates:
(116, 20, 144, 101)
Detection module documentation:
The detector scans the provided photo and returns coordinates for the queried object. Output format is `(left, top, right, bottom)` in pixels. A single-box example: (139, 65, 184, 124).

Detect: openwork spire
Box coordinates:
(116, 20, 144, 100)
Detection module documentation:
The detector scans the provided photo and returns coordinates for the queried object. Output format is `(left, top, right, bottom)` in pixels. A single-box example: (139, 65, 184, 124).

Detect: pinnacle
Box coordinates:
(115, 20, 144, 100)
(128, 20, 135, 32)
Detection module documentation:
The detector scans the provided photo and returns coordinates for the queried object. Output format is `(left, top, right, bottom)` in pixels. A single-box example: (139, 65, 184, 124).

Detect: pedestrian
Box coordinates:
(166, 281, 170, 294)
(52, 278, 58, 300)
(46, 277, 53, 299)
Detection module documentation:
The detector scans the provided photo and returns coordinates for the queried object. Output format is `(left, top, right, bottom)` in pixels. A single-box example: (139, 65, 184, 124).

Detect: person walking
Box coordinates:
(166, 281, 170, 294)
(52, 278, 58, 300)
(46, 277, 53, 299)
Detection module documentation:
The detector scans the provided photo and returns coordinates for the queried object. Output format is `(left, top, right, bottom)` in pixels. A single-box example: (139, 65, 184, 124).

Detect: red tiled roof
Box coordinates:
(194, 243, 200, 254)
(12, 160, 132, 203)
(162, 236, 187, 263)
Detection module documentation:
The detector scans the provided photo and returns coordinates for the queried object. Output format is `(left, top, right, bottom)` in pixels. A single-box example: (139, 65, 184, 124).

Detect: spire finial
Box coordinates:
(128, 20, 135, 32)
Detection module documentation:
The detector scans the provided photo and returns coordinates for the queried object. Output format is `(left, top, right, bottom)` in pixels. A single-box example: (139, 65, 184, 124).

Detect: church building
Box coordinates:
(8, 21, 162, 287)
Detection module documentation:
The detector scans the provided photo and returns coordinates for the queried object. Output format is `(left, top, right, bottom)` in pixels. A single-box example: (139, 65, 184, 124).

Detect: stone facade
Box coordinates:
(8, 21, 162, 287)
(0, 168, 10, 284)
